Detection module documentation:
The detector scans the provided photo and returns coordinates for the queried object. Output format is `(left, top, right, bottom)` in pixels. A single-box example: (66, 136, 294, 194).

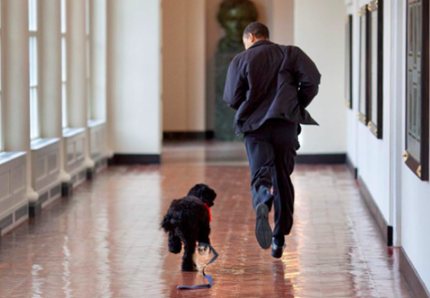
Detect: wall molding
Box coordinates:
(357, 176, 393, 246)
(111, 154, 161, 165)
(346, 154, 358, 179)
(400, 247, 430, 298)
(163, 131, 215, 141)
(295, 153, 346, 164)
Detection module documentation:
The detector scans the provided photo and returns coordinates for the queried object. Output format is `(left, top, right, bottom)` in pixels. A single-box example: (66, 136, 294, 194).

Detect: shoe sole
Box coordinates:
(255, 204, 272, 249)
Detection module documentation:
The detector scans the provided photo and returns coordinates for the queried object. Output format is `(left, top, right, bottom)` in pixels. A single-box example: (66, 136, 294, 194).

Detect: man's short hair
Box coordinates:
(243, 22, 270, 39)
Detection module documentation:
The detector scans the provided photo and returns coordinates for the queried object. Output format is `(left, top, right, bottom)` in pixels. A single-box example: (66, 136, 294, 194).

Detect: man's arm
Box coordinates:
(223, 57, 247, 110)
(293, 47, 321, 108)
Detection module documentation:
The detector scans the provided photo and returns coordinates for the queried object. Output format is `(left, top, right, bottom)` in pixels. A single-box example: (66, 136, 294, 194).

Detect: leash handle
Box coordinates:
(177, 244, 218, 290)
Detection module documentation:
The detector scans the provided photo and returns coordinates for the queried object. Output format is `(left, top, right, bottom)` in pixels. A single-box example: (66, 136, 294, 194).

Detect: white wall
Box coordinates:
(91, 0, 107, 121)
(162, 0, 206, 132)
(396, 0, 430, 291)
(355, 0, 392, 222)
(345, 0, 430, 291)
(107, 0, 161, 154)
(294, 0, 347, 154)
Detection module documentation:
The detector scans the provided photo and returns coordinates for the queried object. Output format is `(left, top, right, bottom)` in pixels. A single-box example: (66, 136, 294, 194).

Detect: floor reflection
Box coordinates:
(0, 143, 414, 298)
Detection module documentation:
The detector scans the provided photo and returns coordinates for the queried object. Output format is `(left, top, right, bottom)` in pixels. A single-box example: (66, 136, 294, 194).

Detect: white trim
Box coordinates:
(88, 119, 105, 128)
(30, 138, 60, 151)
(62, 127, 85, 138)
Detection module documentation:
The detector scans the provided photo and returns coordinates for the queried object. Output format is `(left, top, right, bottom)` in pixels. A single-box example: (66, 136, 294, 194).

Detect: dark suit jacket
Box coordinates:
(223, 40, 321, 135)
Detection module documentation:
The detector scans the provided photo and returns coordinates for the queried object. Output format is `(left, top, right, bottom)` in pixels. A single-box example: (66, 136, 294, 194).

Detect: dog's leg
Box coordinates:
(168, 231, 182, 254)
(181, 236, 198, 272)
(197, 221, 211, 255)
(197, 221, 211, 244)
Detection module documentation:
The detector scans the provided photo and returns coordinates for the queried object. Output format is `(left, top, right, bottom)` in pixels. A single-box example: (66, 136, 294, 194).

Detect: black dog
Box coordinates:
(161, 184, 216, 272)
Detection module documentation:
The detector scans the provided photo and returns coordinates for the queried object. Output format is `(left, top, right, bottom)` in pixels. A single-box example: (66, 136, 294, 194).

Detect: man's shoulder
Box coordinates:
(277, 44, 301, 54)
(232, 50, 248, 62)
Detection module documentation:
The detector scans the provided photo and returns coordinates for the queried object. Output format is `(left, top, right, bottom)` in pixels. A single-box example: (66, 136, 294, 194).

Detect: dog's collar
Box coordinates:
(204, 203, 212, 222)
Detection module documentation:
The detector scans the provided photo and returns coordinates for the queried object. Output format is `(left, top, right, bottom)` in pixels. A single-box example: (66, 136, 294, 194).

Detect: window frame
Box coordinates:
(358, 5, 369, 125)
(29, 0, 41, 140)
(404, 0, 430, 181)
(367, 0, 384, 139)
(0, 0, 3, 151)
(345, 14, 353, 110)
(86, 0, 92, 120)
(61, 0, 68, 128)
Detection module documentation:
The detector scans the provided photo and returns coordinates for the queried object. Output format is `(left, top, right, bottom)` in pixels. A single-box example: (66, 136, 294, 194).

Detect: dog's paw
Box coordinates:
(198, 245, 211, 255)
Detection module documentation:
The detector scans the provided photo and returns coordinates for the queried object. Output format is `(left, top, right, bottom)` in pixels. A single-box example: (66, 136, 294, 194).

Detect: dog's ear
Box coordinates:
(188, 184, 216, 207)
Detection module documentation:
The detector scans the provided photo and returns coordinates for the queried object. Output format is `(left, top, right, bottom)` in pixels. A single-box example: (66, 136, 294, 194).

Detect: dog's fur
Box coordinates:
(161, 184, 216, 272)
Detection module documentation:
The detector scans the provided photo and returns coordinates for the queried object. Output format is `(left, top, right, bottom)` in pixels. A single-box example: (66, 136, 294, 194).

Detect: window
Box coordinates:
(368, 0, 383, 139)
(0, 0, 2, 150)
(86, 0, 91, 120)
(61, 0, 67, 128)
(358, 5, 368, 125)
(29, 0, 39, 140)
(345, 15, 353, 109)
(405, 0, 429, 181)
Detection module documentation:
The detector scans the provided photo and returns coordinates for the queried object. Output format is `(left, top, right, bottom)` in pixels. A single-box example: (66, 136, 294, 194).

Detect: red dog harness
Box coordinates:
(204, 203, 212, 222)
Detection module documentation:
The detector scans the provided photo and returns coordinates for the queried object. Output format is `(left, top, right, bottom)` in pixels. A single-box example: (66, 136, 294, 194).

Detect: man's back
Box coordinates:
(223, 40, 321, 135)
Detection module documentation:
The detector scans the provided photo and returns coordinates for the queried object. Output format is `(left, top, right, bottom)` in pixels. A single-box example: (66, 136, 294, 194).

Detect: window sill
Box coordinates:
(31, 138, 60, 151)
(0, 152, 26, 166)
(88, 119, 106, 128)
(63, 127, 86, 138)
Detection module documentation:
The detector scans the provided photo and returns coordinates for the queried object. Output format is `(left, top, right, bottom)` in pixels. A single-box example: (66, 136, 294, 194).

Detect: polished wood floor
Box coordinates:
(0, 143, 412, 297)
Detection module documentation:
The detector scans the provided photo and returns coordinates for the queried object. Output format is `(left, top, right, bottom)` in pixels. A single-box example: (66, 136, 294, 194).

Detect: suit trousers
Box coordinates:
(244, 119, 299, 237)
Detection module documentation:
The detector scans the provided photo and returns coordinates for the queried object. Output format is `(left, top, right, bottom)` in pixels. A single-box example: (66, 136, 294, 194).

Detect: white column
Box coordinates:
(68, 0, 94, 168)
(91, 0, 107, 121)
(39, 0, 71, 183)
(3, 0, 38, 202)
(107, 0, 162, 156)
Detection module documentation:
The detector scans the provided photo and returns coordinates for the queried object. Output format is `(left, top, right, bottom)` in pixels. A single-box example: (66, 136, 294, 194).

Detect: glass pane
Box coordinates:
(0, 38, 2, 92)
(29, 36, 38, 87)
(62, 37, 67, 82)
(61, 0, 66, 34)
(86, 0, 90, 36)
(407, 0, 422, 160)
(0, 94, 2, 151)
(30, 87, 39, 139)
(28, 0, 37, 32)
(359, 13, 366, 117)
(371, 10, 378, 124)
(345, 19, 350, 104)
(62, 83, 67, 128)
(86, 39, 90, 79)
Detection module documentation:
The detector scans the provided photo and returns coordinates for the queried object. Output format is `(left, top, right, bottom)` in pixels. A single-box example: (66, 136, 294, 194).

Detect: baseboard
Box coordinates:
(62, 181, 73, 197)
(295, 153, 346, 164)
(400, 247, 430, 298)
(357, 176, 393, 246)
(346, 154, 358, 179)
(111, 154, 161, 165)
(29, 201, 42, 218)
(163, 131, 214, 141)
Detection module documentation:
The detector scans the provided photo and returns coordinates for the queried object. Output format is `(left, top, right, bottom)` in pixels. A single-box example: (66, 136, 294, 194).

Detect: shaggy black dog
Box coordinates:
(161, 184, 216, 272)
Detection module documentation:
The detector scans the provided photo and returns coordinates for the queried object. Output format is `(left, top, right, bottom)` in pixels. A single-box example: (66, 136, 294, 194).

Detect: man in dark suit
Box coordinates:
(223, 22, 321, 258)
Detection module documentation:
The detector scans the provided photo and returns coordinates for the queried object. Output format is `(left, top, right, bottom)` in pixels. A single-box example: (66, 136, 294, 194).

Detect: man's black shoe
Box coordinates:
(255, 203, 272, 249)
(271, 237, 286, 259)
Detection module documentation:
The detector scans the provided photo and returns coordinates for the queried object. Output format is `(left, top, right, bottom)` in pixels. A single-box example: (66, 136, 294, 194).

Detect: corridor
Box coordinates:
(0, 144, 412, 298)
